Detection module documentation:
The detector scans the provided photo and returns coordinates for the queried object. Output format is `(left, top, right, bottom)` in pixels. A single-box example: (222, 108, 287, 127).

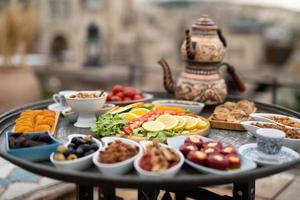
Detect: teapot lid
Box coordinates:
(192, 15, 218, 32)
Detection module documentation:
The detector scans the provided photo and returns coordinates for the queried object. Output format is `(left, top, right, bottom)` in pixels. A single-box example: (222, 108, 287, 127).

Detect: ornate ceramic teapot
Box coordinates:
(158, 15, 245, 105)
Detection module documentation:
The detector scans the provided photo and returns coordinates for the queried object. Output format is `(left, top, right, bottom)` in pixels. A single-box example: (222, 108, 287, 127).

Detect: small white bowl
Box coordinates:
(93, 137, 142, 175)
(241, 121, 300, 151)
(50, 134, 102, 171)
(65, 91, 107, 128)
(152, 99, 205, 114)
(134, 141, 184, 178)
(250, 113, 300, 130)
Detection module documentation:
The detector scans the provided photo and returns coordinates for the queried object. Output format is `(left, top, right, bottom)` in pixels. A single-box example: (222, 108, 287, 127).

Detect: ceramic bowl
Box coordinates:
(133, 141, 184, 178)
(250, 113, 300, 130)
(93, 137, 142, 175)
(241, 121, 300, 151)
(5, 131, 61, 162)
(62, 104, 115, 123)
(152, 99, 205, 114)
(167, 136, 257, 175)
(50, 134, 102, 171)
(65, 91, 107, 128)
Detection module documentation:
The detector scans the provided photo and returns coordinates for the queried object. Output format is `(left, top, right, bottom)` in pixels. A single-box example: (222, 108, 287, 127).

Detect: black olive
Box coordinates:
(71, 137, 78, 144)
(91, 144, 99, 151)
(76, 137, 86, 145)
(76, 148, 84, 157)
(67, 147, 76, 155)
(68, 143, 76, 149)
(31, 134, 40, 141)
(11, 133, 21, 138)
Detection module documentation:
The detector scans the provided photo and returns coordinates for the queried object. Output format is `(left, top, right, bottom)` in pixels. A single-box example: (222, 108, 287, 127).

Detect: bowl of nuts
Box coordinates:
(50, 134, 102, 171)
(65, 91, 107, 128)
(93, 137, 142, 175)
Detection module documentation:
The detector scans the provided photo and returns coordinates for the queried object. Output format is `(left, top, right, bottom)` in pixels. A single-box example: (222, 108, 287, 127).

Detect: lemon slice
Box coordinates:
(156, 114, 179, 130)
(183, 116, 199, 130)
(197, 119, 208, 129)
(142, 121, 166, 132)
(174, 116, 187, 130)
(119, 112, 138, 120)
(130, 108, 150, 116)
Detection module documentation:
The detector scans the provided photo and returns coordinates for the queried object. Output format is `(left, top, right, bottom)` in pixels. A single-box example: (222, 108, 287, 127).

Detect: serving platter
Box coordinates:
(1, 95, 300, 189)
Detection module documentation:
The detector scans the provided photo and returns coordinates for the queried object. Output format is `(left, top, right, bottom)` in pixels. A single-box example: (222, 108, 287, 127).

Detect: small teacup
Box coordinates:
(256, 128, 285, 160)
(53, 90, 75, 107)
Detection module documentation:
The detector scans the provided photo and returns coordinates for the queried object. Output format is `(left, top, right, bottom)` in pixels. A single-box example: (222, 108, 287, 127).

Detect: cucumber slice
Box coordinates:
(110, 105, 132, 114)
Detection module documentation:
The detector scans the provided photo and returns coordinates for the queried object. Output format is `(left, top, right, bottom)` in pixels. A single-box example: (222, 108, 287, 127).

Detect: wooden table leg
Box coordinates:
(138, 189, 160, 200)
(233, 180, 255, 200)
(76, 184, 93, 200)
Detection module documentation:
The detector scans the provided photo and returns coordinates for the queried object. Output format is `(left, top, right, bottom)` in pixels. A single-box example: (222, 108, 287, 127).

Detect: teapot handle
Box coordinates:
(217, 29, 227, 48)
(219, 63, 246, 92)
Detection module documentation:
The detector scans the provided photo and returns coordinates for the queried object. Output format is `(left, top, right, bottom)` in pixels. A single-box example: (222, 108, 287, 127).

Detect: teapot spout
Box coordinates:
(158, 58, 175, 93)
(185, 29, 195, 60)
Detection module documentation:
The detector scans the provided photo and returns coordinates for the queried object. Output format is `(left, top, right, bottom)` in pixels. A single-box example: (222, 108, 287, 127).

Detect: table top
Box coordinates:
(1, 93, 300, 190)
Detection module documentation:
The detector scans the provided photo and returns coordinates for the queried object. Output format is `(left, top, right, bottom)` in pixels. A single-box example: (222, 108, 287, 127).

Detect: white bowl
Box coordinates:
(65, 91, 107, 128)
(241, 121, 300, 151)
(93, 137, 142, 175)
(134, 141, 184, 178)
(50, 134, 102, 171)
(152, 99, 205, 114)
(250, 113, 300, 130)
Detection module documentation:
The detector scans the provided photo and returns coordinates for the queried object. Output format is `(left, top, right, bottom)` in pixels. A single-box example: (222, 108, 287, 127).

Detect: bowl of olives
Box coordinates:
(50, 134, 102, 171)
(5, 131, 61, 161)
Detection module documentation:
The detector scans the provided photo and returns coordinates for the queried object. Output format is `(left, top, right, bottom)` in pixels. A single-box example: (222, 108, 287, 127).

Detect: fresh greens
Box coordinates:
(132, 128, 184, 143)
(90, 114, 128, 136)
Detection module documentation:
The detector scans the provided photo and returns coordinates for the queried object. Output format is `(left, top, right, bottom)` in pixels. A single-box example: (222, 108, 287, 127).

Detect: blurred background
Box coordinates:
(0, 0, 300, 113)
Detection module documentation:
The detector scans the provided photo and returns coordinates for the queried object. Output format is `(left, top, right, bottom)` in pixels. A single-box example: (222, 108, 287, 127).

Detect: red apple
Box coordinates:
(226, 154, 241, 169)
(185, 136, 203, 148)
(123, 97, 132, 101)
(123, 87, 136, 97)
(221, 145, 237, 155)
(115, 92, 125, 99)
(140, 154, 152, 171)
(112, 85, 123, 94)
(207, 153, 229, 170)
(107, 93, 113, 101)
(179, 143, 198, 157)
(187, 150, 207, 165)
(133, 94, 143, 100)
(111, 96, 122, 102)
(203, 147, 218, 155)
(203, 141, 222, 150)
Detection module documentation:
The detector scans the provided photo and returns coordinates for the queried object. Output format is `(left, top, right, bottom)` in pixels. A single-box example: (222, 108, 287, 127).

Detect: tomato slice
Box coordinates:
(123, 126, 132, 135)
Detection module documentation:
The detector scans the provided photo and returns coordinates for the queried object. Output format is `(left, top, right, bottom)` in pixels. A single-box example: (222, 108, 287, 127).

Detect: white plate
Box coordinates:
(238, 143, 299, 166)
(152, 99, 205, 114)
(50, 134, 102, 171)
(48, 103, 70, 112)
(241, 121, 300, 151)
(93, 137, 142, 175)
(250, 113, 300, 130)
(107, 93, 153, 106)
(167, 136, 257, 175)
(134, 141, 184, 177)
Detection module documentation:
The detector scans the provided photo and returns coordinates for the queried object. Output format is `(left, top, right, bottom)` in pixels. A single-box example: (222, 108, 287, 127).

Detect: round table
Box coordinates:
(1, 93, 300, 200)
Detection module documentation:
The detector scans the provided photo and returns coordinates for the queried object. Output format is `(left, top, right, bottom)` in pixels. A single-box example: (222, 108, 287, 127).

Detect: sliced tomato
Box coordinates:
(123, 126, 132, 135)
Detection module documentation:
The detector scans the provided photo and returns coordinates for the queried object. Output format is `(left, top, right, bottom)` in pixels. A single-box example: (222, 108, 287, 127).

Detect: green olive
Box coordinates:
(84, 135, 93, 142)
(67, 154, 78, 160)
(54, 153, 66, 161)
(57, 145, 68, 153)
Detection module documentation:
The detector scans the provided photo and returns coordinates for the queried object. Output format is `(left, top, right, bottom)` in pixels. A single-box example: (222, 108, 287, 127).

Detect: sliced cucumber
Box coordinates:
(110, 105, 132, 114)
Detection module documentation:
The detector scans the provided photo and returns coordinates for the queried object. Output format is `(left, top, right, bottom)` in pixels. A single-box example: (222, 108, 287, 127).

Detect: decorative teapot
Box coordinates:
(158, 15, 245, 105)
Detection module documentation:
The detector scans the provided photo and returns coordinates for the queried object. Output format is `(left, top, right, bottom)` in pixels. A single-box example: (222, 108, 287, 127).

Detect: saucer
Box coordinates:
(48, 103, 70, 112)
(238, 143, 299, 166)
